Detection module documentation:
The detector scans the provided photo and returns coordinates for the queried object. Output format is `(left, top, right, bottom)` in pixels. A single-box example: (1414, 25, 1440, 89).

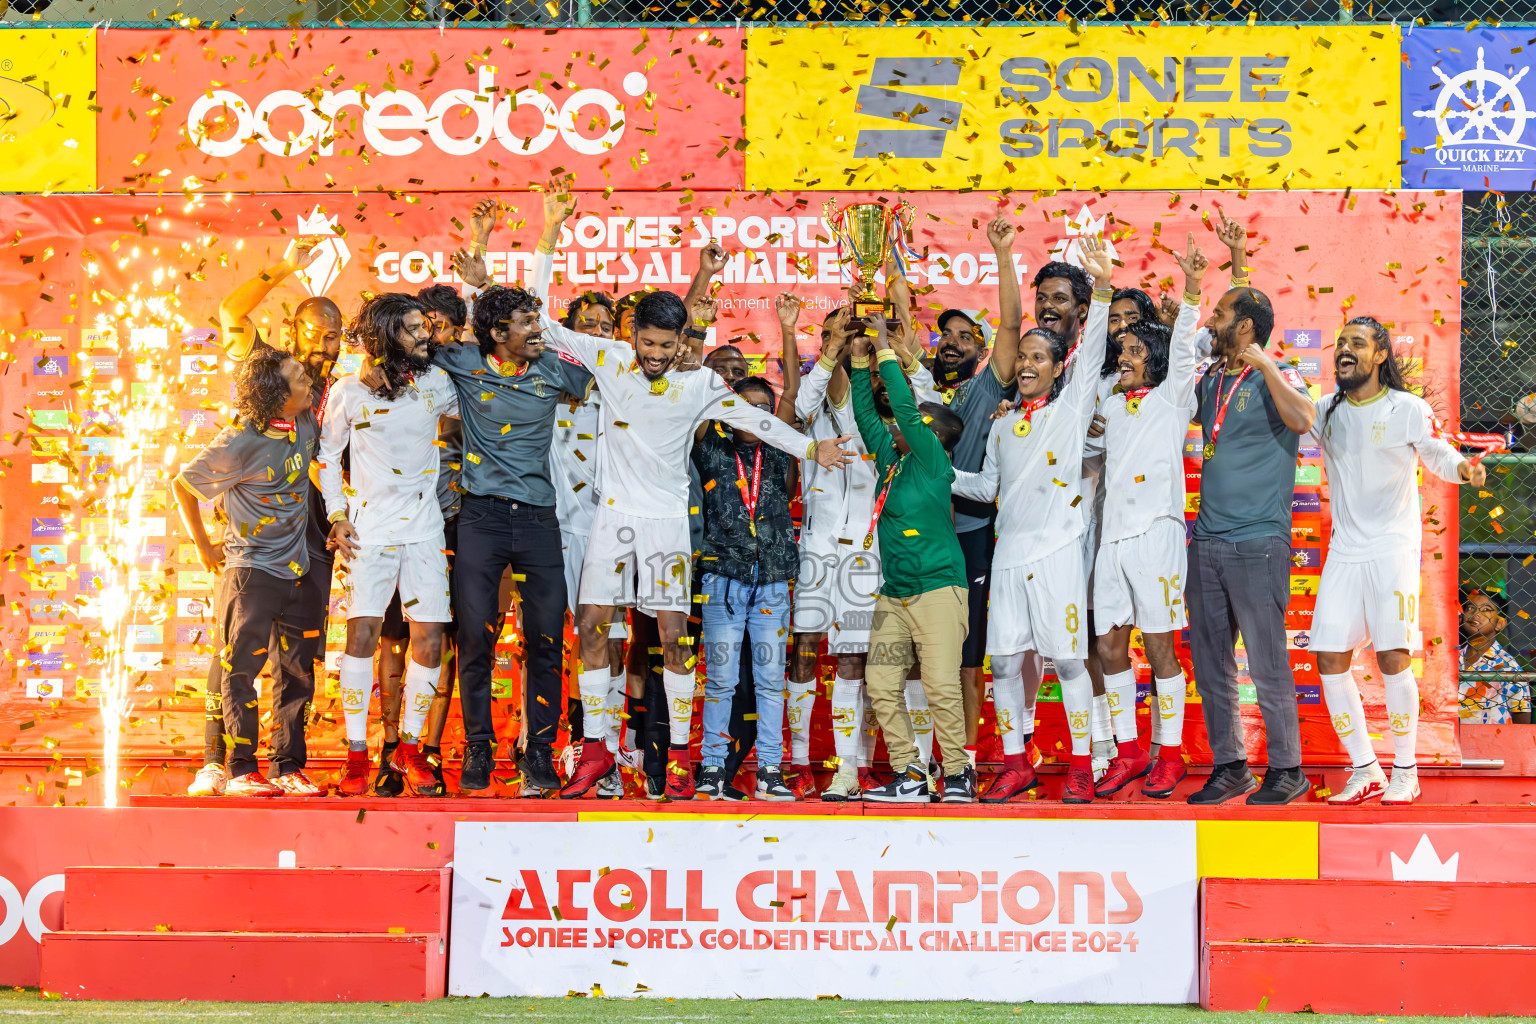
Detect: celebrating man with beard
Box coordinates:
(1186, 286, 1317, 805)
(319, 293, 461, 798)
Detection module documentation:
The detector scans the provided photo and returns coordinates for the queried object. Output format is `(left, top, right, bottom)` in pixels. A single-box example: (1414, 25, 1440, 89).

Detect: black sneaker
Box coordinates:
(1246, 766, 1311, 806)
(755, 765, 796, 802)
(645, 774, 666, 800)
(696, 764, 727, 800)
(519, 745, 561, 794)
(942, 765, 977, 803)
(459, 741, 494, 793)
(864, 765, 929, 803)
(1187, 761, 1258, 805)
(375, 739, 405, 797)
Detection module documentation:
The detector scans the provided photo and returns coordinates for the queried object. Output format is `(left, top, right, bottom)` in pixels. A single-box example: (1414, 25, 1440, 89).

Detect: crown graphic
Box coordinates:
(1390, 834, 1459, 882)
(297, 207, 340, 235)
(285, 204, 351, 297)
(1048, 204, 1120, 267)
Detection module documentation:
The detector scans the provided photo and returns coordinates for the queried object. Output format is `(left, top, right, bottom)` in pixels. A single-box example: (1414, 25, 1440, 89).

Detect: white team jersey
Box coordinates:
(318, 367, 460, 545)
(1306, 388, 1464, 561)
(1098, 299, 1203, 545)
(541, 315, 816, 519)
(952, 295, 1109, 569)
(552, 390, 602, 537)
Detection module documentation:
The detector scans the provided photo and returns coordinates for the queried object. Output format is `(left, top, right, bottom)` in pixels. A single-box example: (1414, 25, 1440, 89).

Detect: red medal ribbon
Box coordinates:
(1206, 367, 1251, 452)
(1124, 386, 1154, 404)
(1018, 394, 1049, 425)
(1432, 417, 1509, 464)
(733, 446, 764, 537)
(864, 458, 903, 549)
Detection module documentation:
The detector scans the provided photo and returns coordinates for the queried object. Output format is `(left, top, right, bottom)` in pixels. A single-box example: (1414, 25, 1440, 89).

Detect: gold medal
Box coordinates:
(1125, 398, 1141, 416)
(863, 532, 874, 550)
(1013, 418, 1032, 438)
(1203, 441, 1216, 460)
(942, 388, 956, 405)
(649, 377, 668, 395)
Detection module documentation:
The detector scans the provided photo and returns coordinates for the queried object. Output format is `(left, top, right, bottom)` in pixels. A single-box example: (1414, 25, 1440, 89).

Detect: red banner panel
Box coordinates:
(1320, 823, 1536, 882)
(95, 28, 745, 194)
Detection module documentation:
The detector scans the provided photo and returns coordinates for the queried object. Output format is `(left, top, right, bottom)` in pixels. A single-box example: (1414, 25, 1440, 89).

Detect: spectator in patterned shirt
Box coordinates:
(1459, 589, 1532, 724)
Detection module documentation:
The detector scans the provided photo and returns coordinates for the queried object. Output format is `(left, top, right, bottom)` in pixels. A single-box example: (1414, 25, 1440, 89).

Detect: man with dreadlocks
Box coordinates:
(319, 293, 460, 797)
(1308, 316, 1484, 806)
(951, 237, 1114, 804)
(174, 348, 323, 797)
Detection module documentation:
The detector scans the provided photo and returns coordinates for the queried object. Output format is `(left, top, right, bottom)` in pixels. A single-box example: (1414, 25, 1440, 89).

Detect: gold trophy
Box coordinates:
(823, 199, 917, 320)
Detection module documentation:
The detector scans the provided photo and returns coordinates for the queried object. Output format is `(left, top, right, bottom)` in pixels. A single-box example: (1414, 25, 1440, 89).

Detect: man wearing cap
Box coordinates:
(930, 219, 1025, 758)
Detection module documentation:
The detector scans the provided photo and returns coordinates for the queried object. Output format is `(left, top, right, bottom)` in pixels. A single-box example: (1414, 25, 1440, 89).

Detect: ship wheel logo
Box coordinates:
(1413, 47, 1536, 147)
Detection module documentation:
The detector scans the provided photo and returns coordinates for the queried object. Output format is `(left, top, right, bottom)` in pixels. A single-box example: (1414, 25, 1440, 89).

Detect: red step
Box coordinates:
(1203, 942, 1536, 1015)
(62, 866, 448, 934)
(1203, 877, 1536, 947)
(41, 931, 446, 1002)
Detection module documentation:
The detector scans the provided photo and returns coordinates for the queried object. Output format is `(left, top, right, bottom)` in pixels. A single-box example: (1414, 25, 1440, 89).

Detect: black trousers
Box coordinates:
(212, 565, 326, 778)
(454, 495, 567, 750)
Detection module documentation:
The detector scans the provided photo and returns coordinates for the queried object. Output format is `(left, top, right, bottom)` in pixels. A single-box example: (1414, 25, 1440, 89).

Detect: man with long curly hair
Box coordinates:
(319, 293, 461, 797)
(173, 348, 324, 797)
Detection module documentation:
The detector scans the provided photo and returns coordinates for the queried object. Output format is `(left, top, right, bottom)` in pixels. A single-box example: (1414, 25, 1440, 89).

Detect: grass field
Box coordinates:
(3, 991, 1532, 1024)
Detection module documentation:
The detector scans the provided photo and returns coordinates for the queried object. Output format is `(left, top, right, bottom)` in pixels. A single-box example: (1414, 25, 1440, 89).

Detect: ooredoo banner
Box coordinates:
(449, 819, 1198, 1001)
(744, 25, 1401, 192)
(94, 28, 745, 194)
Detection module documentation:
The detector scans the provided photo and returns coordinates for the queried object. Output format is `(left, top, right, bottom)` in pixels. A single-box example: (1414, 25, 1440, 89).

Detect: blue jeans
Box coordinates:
(700, 573, 792, 769)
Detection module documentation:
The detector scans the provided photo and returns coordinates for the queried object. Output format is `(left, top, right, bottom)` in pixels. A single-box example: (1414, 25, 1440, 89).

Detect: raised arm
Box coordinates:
(1215, 209, 1251, 287)
(848, 332, 894, 462)
(952, 429, 1001, 503)
(884, 250, 916, 360)
(1063, 236, 1114, 412)
(1165, 233, 1210, 411)
(871, 312, 947, 475)
(987, 213, 1022, 384)
(218, 240, 323, 360)
(679, 241, 728, 367)
(775, 293, 803, 425)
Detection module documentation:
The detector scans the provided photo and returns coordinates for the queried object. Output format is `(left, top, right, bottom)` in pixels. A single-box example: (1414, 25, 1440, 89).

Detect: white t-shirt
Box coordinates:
(952, 295, 1110, 568)
(318, 367, 460, 545)
(542, 316, 817, 520)
(1098, 299, 1203, 545)
(1306, 388, 1465, 561)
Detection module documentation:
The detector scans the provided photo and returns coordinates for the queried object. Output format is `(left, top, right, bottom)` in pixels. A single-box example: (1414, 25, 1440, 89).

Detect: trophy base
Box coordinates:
(852, 299, 892, 320)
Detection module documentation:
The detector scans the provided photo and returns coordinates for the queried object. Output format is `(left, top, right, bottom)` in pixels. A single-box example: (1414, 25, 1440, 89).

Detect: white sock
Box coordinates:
(786, 677, 817, 765)
(905, 677, 933, 766)
(399, 657, 438, 743)
(1321, 670, 1377, 769)
(1383, 668, 1419, 769)
(662, 669, 696, 746)
(858, 690, 876, 768)
(1091, 691, 1114, 744)
(578, 668, 611, 752)
(1153, 673, 1188, 748)
(988, 652, 1027, 756)
(606, 672, 625, 754)
(829, 675, 863, 768)
(1057, 660, 1093, 757)
(1104, 669, 1139, 744)
(1020, 653, 1043, 740)
(339, 653, 373, 750)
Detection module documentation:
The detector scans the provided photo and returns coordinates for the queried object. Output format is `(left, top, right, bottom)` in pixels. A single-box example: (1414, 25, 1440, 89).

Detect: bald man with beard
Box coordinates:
(186, 239, 344, 797)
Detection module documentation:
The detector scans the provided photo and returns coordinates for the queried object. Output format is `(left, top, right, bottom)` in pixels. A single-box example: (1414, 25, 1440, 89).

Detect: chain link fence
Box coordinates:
(1460, 191, 1536, 688)
(6, 0, 1536, 25)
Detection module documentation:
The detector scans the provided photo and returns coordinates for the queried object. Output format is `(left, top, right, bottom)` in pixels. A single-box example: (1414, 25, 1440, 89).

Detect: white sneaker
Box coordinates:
(188, 763, 227, 797)
(1327, 763, 1387, 805)
(272, 769, 323, 796)
(559, 744, 578, 778)
(1381, 765, 1420, 806)
(1092, 756, 1110, 783)
(821, 762, 863, 802)
(596, 765, 624, 799)
(615, 746, 644, 771)
(225, 771, 282, 797)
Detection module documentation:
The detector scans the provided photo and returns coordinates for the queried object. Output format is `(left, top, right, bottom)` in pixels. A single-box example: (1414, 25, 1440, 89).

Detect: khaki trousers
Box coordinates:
(865, 586, 969, 775)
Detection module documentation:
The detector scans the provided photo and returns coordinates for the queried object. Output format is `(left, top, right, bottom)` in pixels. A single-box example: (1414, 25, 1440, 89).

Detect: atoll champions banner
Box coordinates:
(449, 819, 1197, 1001)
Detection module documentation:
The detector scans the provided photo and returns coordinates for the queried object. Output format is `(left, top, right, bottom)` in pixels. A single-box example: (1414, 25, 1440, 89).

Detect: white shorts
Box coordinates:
(562, 529, 627, 638)
(794, 532, 880, 654)
(1093, 518, 1189, 635)
(578, 507, 692, 615)
(987, 544, 1087, 660)
(340, 541, 451, 622)
(1309, 550, 1420, 654)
